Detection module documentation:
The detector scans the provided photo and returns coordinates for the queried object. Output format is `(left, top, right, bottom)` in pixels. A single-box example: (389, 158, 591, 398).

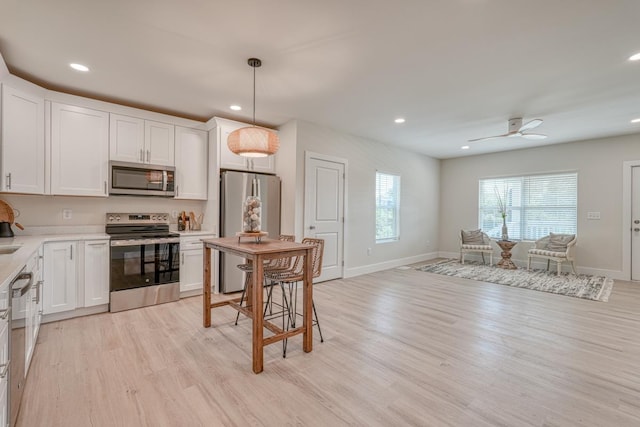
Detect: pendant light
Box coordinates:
(227, 58, 280, 157)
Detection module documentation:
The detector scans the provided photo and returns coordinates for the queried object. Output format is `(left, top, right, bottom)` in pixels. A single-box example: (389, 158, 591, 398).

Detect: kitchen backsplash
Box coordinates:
(1, 194, 207, 230)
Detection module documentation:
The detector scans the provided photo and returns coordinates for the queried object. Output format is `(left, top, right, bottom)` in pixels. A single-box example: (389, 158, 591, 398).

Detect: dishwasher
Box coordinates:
(10, 268, 32, 427)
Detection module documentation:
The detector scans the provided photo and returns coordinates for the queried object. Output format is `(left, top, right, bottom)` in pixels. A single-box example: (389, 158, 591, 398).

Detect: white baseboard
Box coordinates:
(344, 252, 439, 278)
(437, 251, 629, 281)
(42, 304, 109, 324)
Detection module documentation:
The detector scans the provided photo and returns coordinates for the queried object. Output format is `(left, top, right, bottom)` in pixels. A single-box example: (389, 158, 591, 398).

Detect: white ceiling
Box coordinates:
(1, 0, 640, 159)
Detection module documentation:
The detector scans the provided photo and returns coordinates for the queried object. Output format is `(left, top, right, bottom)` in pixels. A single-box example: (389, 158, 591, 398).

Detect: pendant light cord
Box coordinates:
(252, 63, 256, 126)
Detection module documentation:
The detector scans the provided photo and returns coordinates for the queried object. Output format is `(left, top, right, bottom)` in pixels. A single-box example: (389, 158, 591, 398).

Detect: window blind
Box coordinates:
(478, 172, 577, 240)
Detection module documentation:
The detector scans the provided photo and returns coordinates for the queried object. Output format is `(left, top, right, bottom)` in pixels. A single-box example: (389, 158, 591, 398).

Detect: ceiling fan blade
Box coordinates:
(468, 134, 509, 142)
(518, 119, 543, 132)
(521, 133, 547, 140)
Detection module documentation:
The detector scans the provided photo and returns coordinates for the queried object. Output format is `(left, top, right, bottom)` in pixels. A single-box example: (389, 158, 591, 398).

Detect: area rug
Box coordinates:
(417, 260, 614, 302)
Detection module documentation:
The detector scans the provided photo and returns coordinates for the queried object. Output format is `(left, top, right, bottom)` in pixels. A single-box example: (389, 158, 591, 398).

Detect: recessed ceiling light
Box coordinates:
(394, 118, 405, 124)
(629, 52, 640, 61)
(69, 63, 89, 72)
(631, 118, 640, 123)
(461, 145, 470, 150)
(230, 105, 242, 111)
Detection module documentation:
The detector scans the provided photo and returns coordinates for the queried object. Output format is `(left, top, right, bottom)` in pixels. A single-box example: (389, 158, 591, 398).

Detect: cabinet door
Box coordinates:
(180, 249, 204, 293)
(109, 113, 145, 163)
(249, 156, 275, 173)
(218, 123, 250, 171)
(51, 103, 109, 197)
(145, 120, 175, 166)
(43, 242, 77, 314)
(83, 240, 110, 307)
(1, 84, 45, 194)
(175, 126, 207, 200)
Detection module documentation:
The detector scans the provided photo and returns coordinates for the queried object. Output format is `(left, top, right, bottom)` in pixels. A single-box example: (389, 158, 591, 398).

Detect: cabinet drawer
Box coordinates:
(181, 235, 214, 250)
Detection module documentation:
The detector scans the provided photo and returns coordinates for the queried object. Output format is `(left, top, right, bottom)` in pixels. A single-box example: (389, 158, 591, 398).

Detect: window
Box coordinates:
(478, 172, 577, 241)
(376, 172, 400, 242)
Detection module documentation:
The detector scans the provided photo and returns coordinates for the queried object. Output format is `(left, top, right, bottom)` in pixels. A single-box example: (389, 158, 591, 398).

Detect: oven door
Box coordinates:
(110, 239, 180, 292)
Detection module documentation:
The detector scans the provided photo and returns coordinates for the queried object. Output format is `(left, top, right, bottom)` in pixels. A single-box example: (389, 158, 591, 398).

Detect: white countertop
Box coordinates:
(0, 233, 110, 290)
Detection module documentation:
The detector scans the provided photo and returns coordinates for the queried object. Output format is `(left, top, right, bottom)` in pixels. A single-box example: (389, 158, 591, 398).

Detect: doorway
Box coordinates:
(304, 152, 346, 282)
(632, 166, 640, 280)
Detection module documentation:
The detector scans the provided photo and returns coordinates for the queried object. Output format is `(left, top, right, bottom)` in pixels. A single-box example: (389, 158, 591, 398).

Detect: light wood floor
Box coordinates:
(17, 265, 640, 427)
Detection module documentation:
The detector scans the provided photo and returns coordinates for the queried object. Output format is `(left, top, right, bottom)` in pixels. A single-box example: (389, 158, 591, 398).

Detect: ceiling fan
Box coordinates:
(469, 118, 547, 142)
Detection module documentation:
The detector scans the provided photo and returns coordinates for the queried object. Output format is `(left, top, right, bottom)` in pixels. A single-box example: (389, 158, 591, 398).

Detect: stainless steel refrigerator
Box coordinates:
(220, 170, 281, 293)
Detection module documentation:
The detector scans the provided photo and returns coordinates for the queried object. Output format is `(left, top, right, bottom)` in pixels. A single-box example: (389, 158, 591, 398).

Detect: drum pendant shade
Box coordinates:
(227, 58, 279, 157)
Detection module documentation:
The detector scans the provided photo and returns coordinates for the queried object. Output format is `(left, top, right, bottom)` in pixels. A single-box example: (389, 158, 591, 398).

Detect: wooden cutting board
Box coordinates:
(0, 200, 14, 223)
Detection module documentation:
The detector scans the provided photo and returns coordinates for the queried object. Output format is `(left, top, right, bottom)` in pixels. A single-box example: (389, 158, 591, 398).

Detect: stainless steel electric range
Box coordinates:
(106, 213, 180, 312)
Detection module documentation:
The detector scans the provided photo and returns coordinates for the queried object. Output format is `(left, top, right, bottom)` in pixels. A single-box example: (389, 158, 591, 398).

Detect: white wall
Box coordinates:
(280, 120, 440, 277)
(439, 133, 640, 278)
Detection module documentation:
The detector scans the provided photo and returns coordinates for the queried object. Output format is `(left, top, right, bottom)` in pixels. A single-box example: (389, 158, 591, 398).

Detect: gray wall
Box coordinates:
(439, 133, 640, 278)
(279, 120, 440, 277)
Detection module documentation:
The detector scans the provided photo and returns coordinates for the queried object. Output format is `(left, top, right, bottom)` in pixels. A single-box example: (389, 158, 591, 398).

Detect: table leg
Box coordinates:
(203, 246, 212, 327)
(303, 247, 313, 353)
(252, 255, 264, 373)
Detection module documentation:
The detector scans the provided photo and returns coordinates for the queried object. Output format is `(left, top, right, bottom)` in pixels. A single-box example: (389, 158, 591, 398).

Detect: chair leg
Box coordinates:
(481, 253, 486, 264)
(489, 253, 493, 266)
(547, 259, 550, 271)
(234, 272, 251, 325)
(527, 256, 531, 271)
(312, 300, 324, 343)
(557, 261, 561, 276)
(461, 252, 465, 264)
(570, 261, 577, 275)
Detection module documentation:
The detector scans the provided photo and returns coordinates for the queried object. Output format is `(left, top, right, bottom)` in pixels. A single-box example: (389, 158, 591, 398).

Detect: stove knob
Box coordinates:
(152, 215, 157, 220)
(163, 215, 168, 220)
(108, 216, 114, 222)
(115, 215, 121, 221)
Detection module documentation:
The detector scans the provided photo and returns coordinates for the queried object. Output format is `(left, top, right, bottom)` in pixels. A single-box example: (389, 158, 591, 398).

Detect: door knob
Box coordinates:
(635, 220, 640, 224)
(309, 226, 316, 230)
(635, 228, 640, 232)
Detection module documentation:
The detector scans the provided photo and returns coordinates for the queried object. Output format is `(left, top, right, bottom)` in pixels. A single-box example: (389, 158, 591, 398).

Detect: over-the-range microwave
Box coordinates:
(109, 161, 175, 197)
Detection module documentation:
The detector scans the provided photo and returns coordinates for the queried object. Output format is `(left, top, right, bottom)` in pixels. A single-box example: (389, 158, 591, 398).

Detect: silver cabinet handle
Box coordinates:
(181, 253, 184, 265)
(104, 181, 107, 195)
(635, 220, 640, 224)
(176, 185, 179, 197)
(5, 173, 11, 190)
(146, 150, 150, 163)
(70, 244, 73, 260)
(140, 149, 144, 162)
(36, 280, 42, 304)
(309, 226, 316, 230)
(0, 307, 10, 320)
(0, 362, 9, 379)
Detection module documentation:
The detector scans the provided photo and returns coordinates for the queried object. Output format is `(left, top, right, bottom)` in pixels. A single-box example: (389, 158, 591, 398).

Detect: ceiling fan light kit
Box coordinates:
(469, 117, 547, 143)
(227, 58, 280, 157)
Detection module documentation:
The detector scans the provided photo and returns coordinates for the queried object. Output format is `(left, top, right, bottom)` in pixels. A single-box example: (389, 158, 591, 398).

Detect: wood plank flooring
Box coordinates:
(17, 264, 640, 426)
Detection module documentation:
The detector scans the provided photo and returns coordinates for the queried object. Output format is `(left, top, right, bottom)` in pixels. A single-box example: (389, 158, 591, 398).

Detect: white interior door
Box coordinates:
(632, 166, 640, 280)
(304, 153, 345, 282)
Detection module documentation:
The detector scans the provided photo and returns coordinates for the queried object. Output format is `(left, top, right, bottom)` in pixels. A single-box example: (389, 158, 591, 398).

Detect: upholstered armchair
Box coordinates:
(459, 229, 493, 265)
(527, 233, 577, 276)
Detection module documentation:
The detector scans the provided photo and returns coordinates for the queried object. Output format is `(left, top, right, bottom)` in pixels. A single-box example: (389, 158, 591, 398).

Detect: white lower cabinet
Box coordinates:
(0, 277, 8, 427)
(83, 240, 110, 307)
(180, 235, 215, 293)
(43, 242, 77, 315)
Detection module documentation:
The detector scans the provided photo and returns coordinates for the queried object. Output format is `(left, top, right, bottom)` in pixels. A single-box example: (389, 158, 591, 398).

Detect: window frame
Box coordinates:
(375, 171, 401, 243)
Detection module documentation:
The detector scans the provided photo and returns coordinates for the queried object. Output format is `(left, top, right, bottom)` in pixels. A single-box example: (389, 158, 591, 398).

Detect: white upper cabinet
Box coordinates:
(109, 113, 174, 166)
(145, 120, 175, 166)
(0, 84, 45, 194)
(174, 126, 208, 200)
(217, 118, 276, 173)
(109, 114, 144, 163)
(51, 103, 109, 197)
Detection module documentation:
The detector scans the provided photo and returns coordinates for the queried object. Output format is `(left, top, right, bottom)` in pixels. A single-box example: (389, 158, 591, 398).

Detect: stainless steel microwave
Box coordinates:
(109, 161, 175, 197)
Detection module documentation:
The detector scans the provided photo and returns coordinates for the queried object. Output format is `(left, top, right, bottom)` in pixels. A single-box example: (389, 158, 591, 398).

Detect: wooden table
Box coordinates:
(202, 237, 314, 373)
(496, 240, 518, 269)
